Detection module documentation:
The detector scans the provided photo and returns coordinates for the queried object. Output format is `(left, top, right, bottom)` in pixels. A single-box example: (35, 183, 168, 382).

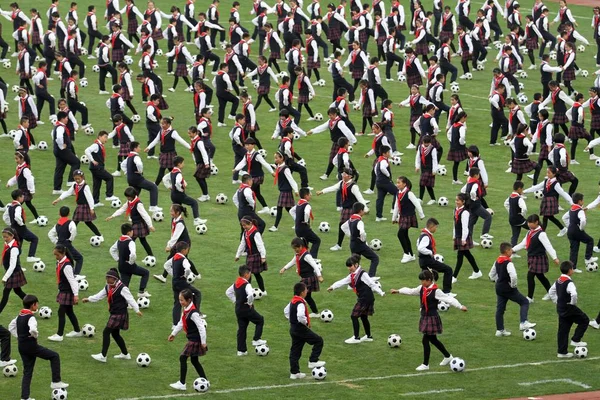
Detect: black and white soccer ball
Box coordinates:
(437, 166, 447, 176)
(577, 44, 585, 53)
(82, 323, 96, 337)
(137, 297, 150, 309)
(142, 255, 156, 267)
(80, 154, 90, 165)
(297, 158, 306, 166)
(519, 71, 528, 79)
(90, 235, 102, 247)
(391, 155, 402, 166)
(80, 79, 88, 88)
(255, 344, 270, 356)
(152, 211, 164, 222)
(434, 254, 444, 263)
(481, 238, 493, 249)
(33, 260, 46, 272)
(92, 64, 100, 72)
(84, 126, 94, 135)
(215, 193, 228, 204)
(320, 309, 334, 322)
(312, 366, 327, 380)
(210, 164, 219, 175)
(518, 82, 525, 90)
(369, 239, 382, 251)
(586, 262, 598, 272)
(450, 357, 465, 372)
(193, 377, 210, 392)
(195, 224, 208, 234)
(258, 148, 268, 158)
(581, 70, 589, 78)
(438, 301, 449, 312)
(78, 279, 89, 291)
(518, 93, 529, 104)
(36, 215, 49, 226)
(253, 287, 264, 300)
(38, 141, 48, 150)
(450, 83, 460, 93)
(2, 364, 18, 377)
(124, 56, 133, 65)
(80, 48, 88, 56)
(314, 112, 324, 121)
(111, 198, 122, 208)
(319, 221, 330, 232)
(155, 48, 163, 56)
(464, 72, 473, 80)
(12, 85, 20, 93)
(523, 328, 537, 341)
(269, 206, 278, 217)
(437, 197, 449, 206)
(136, 352, 151, 367)
(476, 63, 485, 71)
(131, 114, 141, 123)
(2, 60, 11, 69)
(574, 346, 588, 358)
(39, 306, 53, 319)
(52, 388, 68, 400)
(387, 334, 402, 348)
(486, 208, 495, 216)
(534, 190, 544, 199)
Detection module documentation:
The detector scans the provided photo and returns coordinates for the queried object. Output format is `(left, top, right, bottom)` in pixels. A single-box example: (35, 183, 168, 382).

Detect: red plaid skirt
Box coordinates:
(363, 104, 377, 118)
(419, 314, 443, 335)
(175, 63, 189, 77)
(61, 78, 69, 90)
(301, 275, 320, 292)
(251, 175, 264, 187)
(107, 313, 129, 330)
(414, 42, 429, 56)
(563, 68, 576, 82)
(351, 300, 374, 317)
(293, 24, 303, 35)
(376, 36, 386, 46)
(461, 51, 472, 62)
(340, 207, 353, 223)
(132, 221, 150, 238)
(406, 73, 423, 88)
(552, 112, 568, 125)
(328, 143, 341, 163)
(307, 58, 321, 70)
(19, 72, 31, 80)
(399, 214, 418, 230)
(439, 31, 454, 43)
(538, 145, 550, 161)
(453, 236, 474, 251)
(127, 18, 139, 35)
(159, 151, 177, 168)
(121, 86, 132, 101)
(24, 113, 37, 130)
(511, 158, 537, 174)
(112, 48, 125, 62)
(568, 126, 589, 140)
(420, 171, 435, 187)
(32, 31, 42, 45)
(269, 51, 281, 60)
(119, 142, 130, 157)
(359, 30, 367, 44)
(246, 253, 267, 274)
(298, 94, 310, 104)
(591, 114, 600, 130)
(526, 37, 539, 50)
(327, 26, 342, 41)
(4, 270, 26, 289)
(351, 67, 364, 80)
(159, 96, 169, 110)
(73, 204, 96, 222)
(527, 254, 548, 274)
(258, 85, 271, 95)
(410, 113, 421, 128)
(181, 340, 207, 357)
(21, 190, 33, 203)
(540, 195, 559, 216)
(152, 28, 163, 41)
(447, 148, 468, 162)
(194, 163, 211, 179)
(277, 191, 295, 207)
(557, 169, 576, 184)
(56, 292, 75, 306)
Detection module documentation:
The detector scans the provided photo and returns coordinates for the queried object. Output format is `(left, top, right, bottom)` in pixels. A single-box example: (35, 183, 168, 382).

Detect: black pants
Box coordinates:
(236, 308, 264, 352)
(130, 178, 159, 207)
(496, 289, 529, 331)
(459, 16, 474, 31)
(91, 167, 114, 203)
(0, 286, 26, 314)
(489, 21, 503, 41)
(596, 37, 600, 66)
(332, 78, 355, 102)
(61, 242, 83, 275)
(120, 264, 150, 294)
(350, 243, 379, 277)
(385, 52, 404, 79)
(0, 36, 8, 59)
(68, 56, 85, 79)
(420, 260, 453, 293)
(146, 123, 160, 157)
(99, 64, 118, 91)
(568, 231, 594, 269)
(217, 92, 239, 123)
(101, 325, 128, 357)
(527, 271, 551, 299)
(19, 344, 62, 399)
(296, 227, 321, 258)
(287, 160, 309, 188)
(67, 99, 88, 125)
(490, 111, 508, 144)
(20, 228, 39, 258)
(375, 181, 398, 218)
(422, 334, 450, 366)
(171, 191, 200, 219)
(172, 284, 201, 325)
(35, 90, 56, 117)
(87, 30, 103, 54)
(453, 250, 479, 278)
(314, 36, 329, 58)
(397, 227, 414, 256)
(57, 304, 80, 336)
(539, 32, 557, 57)
(0, 325, 11, 362)
(511, 223, 527, 246)
(54, 150, 81, 190)
(472, 42, 487, 67)
(440, 60, 458, 83)
(558, 307, 589, 354)
(289, 325, 323, 374)
(205, 51, 220, 72)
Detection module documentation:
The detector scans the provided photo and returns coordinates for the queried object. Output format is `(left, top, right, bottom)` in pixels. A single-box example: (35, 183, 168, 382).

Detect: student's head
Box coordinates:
(121, 223, 133, 236)
(359, 79, 368, 88)
(244, 137, 257, 150)
(2, 227, 18, 245)
(327, 107, 339, 119)
(572, 192, 584, 205)
(240, 215, 256, 230)
(421, 135, 432, 147)
(130, 141, 140, 152)
(178, 288, 195, 307)
(538, 109, 549, 121)
(455, 192, 469, 209)
(173, 156, 184, 169)
(106, 268, 120, 285)
(11, 189, 24, 203)
(113, 114, 123, 124)
(14, 151, 26, 165)
(274, 151, 285, 164)
(235, 113, 245, 125)
(240, 174, 252, 185)
(337, 137, 349, 149)
(59, 206, 70, 218)
(96, 130, 109, 144)
(352, 202, 365, 215)
(590, 87, 599, 98)
(372, 122, 382, 134)
(469, 167, 480, 179)
(160, 117, 173, 130)
(396, 176, 411, 191)
(72, 169, 84, 184)
(345, 254, 361, 272)
(22, 294, 39, 311)
(380, 145, 391, 158)
(418, 268, 439, 286)
(560, 260, 574, 275)
(53, 244, 72, 261)
(513, 180, 524, 193)
(291, 237, 309, 252)
(238, 265, 251, 279)
(124, 186, 138, 200)
(294, 282, 308, 297)
(299, 187, 311, 201)
(574, 93, 584, 103)
(425, 217, 439, 233)
(548, 80, 559, 90)
(554, 133, 566, 145)
(170, 204, 188, 219)
(526, 214, 541, 229)
(546, 166, 558, 179)
(175, 241, 190, 255)
(499, 242, 513, 256)
(282, 127, 294, 139)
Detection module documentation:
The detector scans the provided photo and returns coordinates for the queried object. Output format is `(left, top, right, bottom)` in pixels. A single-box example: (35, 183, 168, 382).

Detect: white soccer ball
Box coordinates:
(293, 132, 302, 141)
(131, 114, 141, 123)
(111, 198, 122, 208)
(437, 166, 447, 176)
(79, 279, 89, 291)
(253, 287, 264, 300)
(136, 352, 151, 367)
(82, 323, 96, 337)
(387, 334, 402, 348)
(434, 254, 444, 263)
(450, 357, 465, 372)
(137, 297, 150, 309)
(481, 238, 493, 249)
(519, 71, 528, 79)
(518, 94, 529, 104)
(550, 52, 557, 60)
(486, 208, 495, 216)
(581, 70, 589, 78)
(215, 193, 228, 204)
(318, 79, 326, 86)
(36, 215, 48, 226)
(142, 255, 156, 267)
(465, 72, 473, 80)
(195, 223, 208, 235)
(193, 377, 210, 392)
(279, 71, 288, 78)
(80, 47, 88, 56)
(52, 388, 68, 400)
(391, 155, 402, 166)
(80, 154, 90, 165)
(476, 63, 485, 71)
(30, 66, 38, 75)
(84, 126, 94, 135)
(369, 238, 382, 251)
(186, 273, 197, 284)
(258, 148, 267, 158)
(312, 366, 327, 380)
(220, 43, 227, 50)
(438, 301, 449, 312)
(39, 306, 52, 319)
(577, 45, 585, 53)
(347, 145, 353, 153)
(450, 83, 460, 93)
(152, 61, 159, 69)
(314, 112, 324, 121)
(320, 309, 334, 322)
(398, 73, 407, 82)
(12, 85, 20, 93)
(3, 364, 18, 377)
(80, 79, 88, 88)
(2, 60, 11, 69)
(518, 82, 525, 90)
(210, 164, 219, 175)
(574, 346, 588, 358)
(8, 130, 17, 139)
(534, 189, 544, 199)
(90, 235, 102, 247)
(152, 211, 164, 222)
(92, 64, 100, 72)
(33, 260, 46, 272)
(586, 262, 598, 272)
(38, 141, 48, 150)
(319, 221, 330, 233)
(124, 56, 133, 65)
(252, 80, 259, 88)
(297, 158, 306, 167)
(523, 328, 536, 341)
(269, 206, 278, 217)
(595, 159, 600, 167)
(428, 44, 436, 53)
(494, 42, 502, 50)
(255, 344, 270, 356)
(155, 48, 164, 56)
(437, 197, 449, 206)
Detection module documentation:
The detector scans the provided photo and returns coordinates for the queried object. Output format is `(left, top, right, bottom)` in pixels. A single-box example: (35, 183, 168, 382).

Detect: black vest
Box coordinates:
(351, 269, 375, 303)
(117, 237, 135, 272)
(277, 165, 293, 192)
(419, 286, 440, 317)
(508, 195, 526, 226)
(55, 219, 73, 245)
(172, 218, 191, 245)
(340, 182, 358, 209)
(555, 277, 573, 315)
(107, 282, 127, 314)
(526, 229, 546, 257)
(494, 259, 514, 293)
(233, 280, 251, 313)
(16, 313, 36, 348)
(57, 259, 74, 293)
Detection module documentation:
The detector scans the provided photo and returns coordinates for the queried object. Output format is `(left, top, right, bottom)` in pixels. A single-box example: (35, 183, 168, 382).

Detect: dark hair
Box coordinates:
(560, 260, 574, 274)
(171, 204, 188, 218)
(113, 114, 123, 123)
(516, 123, 528, 135)
(456, 192, 470, 209)
(176, 241, 190, 252)
(397, 176, 412, 190)
(418, 269, 439, 282)
(513, 181, 524, 191)
(241, 174, 252, 184)
(23, 294, 39, 309)
(547, 165, 558, 176)
(467, 145, 479, 157)
(572, 193, 583, 204)
(499, 242, 512, 254)
(337, 137, 349, 147)
(539, 109, 549, 120)
(527, 214, 540, 224)
(352, 202, 365, 213)
(124, 187, 138, 199)
(291, 237, 308, 249)
(469, 167, 480, 178)
(294, 282, 307, 295)
(97, 130, 108, 138)
(11, 189, 24, 200)
(59, 206, 70, 217)
(130, 141, 140, 151)
(173, 156, 184, 166)
(554, 133, 565, 144)
(54, 244, 74, 262)
(179, 288, 194, 302)
(299, 187, 311, 199)
(422, 135, 432, 144)
(238, 265, 250, 276)
(346, 254, 361, 266)
(426, 217, 439, 227)
(121, 223, 133, 235)
(380, 145, 391, 155)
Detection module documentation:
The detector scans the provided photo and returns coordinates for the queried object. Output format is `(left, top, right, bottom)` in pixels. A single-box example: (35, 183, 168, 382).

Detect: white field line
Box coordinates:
(399, 388, 465, 396)
(116, 356, 600, 400)
(518, 378, 592, 389)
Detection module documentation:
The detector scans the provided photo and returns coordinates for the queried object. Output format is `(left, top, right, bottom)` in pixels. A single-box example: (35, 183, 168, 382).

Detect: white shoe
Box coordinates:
(28, 218, 38, 225)
(459, 74, 468, 79)
(153, 274, 167, 283)
(74, 275, 86, 281)
(232, 180, 241, 184)
(65, 331, 83, 338)
(336, 206, 343, 212)
(217, 122, 227, 127)
(392, 151, 404, 157)
(363, 189, 374, 194)
(468, 271, 483, 280)
(526, 297, 534, 303)
(269, 108, 277, 112)
(472, 241, 480, 246)
(111, 171, 121, 177)
(237, 351, 248, 356)
(114, 353, 131, 359)
(98, 90, 109, 95)
(290, 372, 306, 379)
(512, 253, 521, 258)
(227, 114, 237, 120)
(148, 206, 162, 212)
(528, 64, 537, 70)
(252, 339, 267, 346)
(573, 268, 583, 274)
(594, 246, 600, 253)
(268, 226, 278, 232)
(193, 218, 207, 225)
(571, 340, 587, 347)
(360, 335, 373, 342)
(92, 353, 107, 363)
(169, 381, 187, 391)
(344, 336, 361, 344)
(557, 353, 574, 358)
(415, 364, 429, 371)
(308, 361, 325, 368)
(330, 244, 342, 251)
(452, 180, 463, 185)
(375, 217, 387, 222)
(557, 227, 568, 237)
(0, 359, 16, 367)
(590, 154, 600, 160)
(309, 313, 320, 318)
(505, 167, 512, 173)
(439, 355, 453, 366)
(138, 290, 152, 298)
(570, 159, 580, 165)
(94, 202, 104, 207)
(52, 190, 64, 195)
(446, 292, 457, 297)
(47, 334, 63, 342)
(496, 330, 511, 337)
(257, 207, 270, 214)
(542, 293, 551, 301)
(198, 195, 210, 202)
(50, 381, 69, 389)
(519, 321, 536, 331)
(426, 200, 437, 205)
(167, 88, 175, 92)
(26, 257, 40, 263)
(319, 174, 328, 180)
(400, 254, 412, 264)
(306, 117, 315, 121)
(586, 257, 598, 263)
(105, 196, 118, 201)
(480, 234, 494, 239)
(406, 143, 416, 149)
(452, 277, 457, 284)
(589, 320, 600, 329)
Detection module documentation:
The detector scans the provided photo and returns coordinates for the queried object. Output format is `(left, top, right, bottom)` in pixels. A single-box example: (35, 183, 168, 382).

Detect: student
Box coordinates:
(6, 151, 39, 223)
(417, 218, 455, 295)
(489, 82, 508, 146)
(187, 126, 211, 202)
(229, 113, 248, 184)
(17, 87, 38, 134)
(122, 142, 161, 212)
(48, 206, 84, 278)
(163, 241, 202, 324)
(109, 223, 151, 298)
(51, 111, 81, 194)
(341, 202, 379, 277)
(83, 268, 142, 363)
(566, 94, 592, 164)
(107, 114, 135, 177)
(372, 145, 397, 221)
(294, 66, 316, 120)
(356, 79, 377, 135)
(165, 37, 195, 92)
(8, 294, 69, 399)
(549, 133, 578, 196)
(289, 189, 321, 257)
(509, 123, 538, 181)
(452, 192, 481, 280)
(84, 131, 117, 206)
(48, 245, 82, 342)
(280, 238, 323, 317)
(413, 105, 444, 162)
(145, 117, 191, 187)
(97, 35, 118, 94)
(233, 137, 275, 215)
(0, 227, 28, 314)
(461, 167, 493, 242)
(270, 151, 300, 232)
(415, 135, 438, 205)
(225, 265, 267, 356)
(540, 80, 574, 137)
(398, 85, 432, 150)
(248, 55, 279, 111)
(393, 176, 425, 263)
(548, 261, 590, 358)
(504, 181, 528, 247)
(169, 157, 206, 226)
(168, 288, 208, 391)
(391, 269, 466, 370)
(562, 193, 597, 273)
(3, 189, 40, 263)
(446, 112, 468, 184)
(327, 254, 385, 344)
(13, 116, 34, 161)
(530, 109, 553, 184)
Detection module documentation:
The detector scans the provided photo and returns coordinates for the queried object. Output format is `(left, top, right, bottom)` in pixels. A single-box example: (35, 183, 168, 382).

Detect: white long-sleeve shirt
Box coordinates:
(524, 179, 572, 207)
(1, 241, 19, 283)
(416, 229, 436, 256)
(562, 206, 586, 231)
(225, 279, 254, 305)
(397, 284, 463, 307)
(272, 119, 306, 138)
(504, 192, 528, 218)
(120, 152, 144, 174)
(58, 182, 95, 210)
(284, 301, 308, 325)
(452, 207, 470, 241)
(392, 189, 424, 222)
(282, 253, 321, 276)
(343, 49, 369, 69)
(489, 260, 518, 287)
(233, 186, 255, 210)
(110, 238, 136, 264)
(164, 255, 198, 279)
(107, 124, 135, 143)
(3, 203, 24, 226)
(310, 119, 357, 144)
(414, 146, 438, 171)
(235, 231, 266, 258)
(147, 129, 191, 150)
(357, 88, 376, 110)
(413, 115, 440, 135)
(109, 198, 153, 228)
(320, 180, 368, 207)
(87, 282, 140, 313)
(509, 135, 533, 157)
(58, 259, 80, 295)
(329, 267, 385, 296)
(170, 302, 207, 342)
(166, 216, 186, 249)
(17, 96, 37, 120)
(8, 313, 38, 339)
(234, 150, 274, 174)
(512, 227, 558, 259)
(165, 44, 195, 64)
(547, 146, 569, 169)
(566, 104, 584, 125)
(540, 89, 575, 110)
(548, 274, 578, 305)
(246, 66, 279, 84)
(48, 220, 77, 244)
(341, 218, 366, 242)
(7, 163, 34, 193)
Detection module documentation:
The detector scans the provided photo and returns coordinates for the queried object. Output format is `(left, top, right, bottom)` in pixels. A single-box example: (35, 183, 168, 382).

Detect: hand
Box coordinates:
(364, 153, 369, 158)
(149, 226, 156, 232)
(307, 130, 313, 135)
(261, 258, 266, 263)
(90, 209, 95, 216)
(318, 276, 324, 283)
(82, 298, 89, 303)
(392, 220, 397, 224)
(168, 334, 175, 341)
(73, 295, 79, 305)
(390, 289, 399, 294)
(380, 292, 385, 297)
(136, 311, 143, 317)
(92, 161, 99, 166)
(294, 192, 299, 197)
(327, 287, 333, 292)
(585, 147, 590, 152)
(271, 172, 276, 177)
(105, 216, 113, 222)
(231, 169, 236, 172)
(165, 246, 171, 252)
(234, 257, 239, 262)
(316, 191, 323, 195)
(52, 199, 59, 205)
(462, 240, 466, 246)
(460, 306, 468, 312)
(415, 168, 420, 173)
(279, 268, 285, 274)
(143, 147, 149, 153)
(554, 258, 560, 265)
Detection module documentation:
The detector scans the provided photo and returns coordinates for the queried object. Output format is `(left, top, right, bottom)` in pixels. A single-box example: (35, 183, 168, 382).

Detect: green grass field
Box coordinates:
(2, 0, 600, 399)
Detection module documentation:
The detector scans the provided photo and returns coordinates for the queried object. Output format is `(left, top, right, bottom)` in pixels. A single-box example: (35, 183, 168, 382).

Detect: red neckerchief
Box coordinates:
(280, 118, 291, 128)
(559, 275, 570, 283)
(199, 117, 211, 137)
(239, 183, 256, 206)
(589, 96, 598, 111)
(525, 226, 542, 249)
(181, 303, 197, 333)
(171, 217, 180, 235)
(55, 256, 69, 284)
(551, 88, 561, 104)
(573, 103, 584, 122)
(10, 200, 25, 223)
(18, 126, 31, 147)
(172, 167, 186, 190)
(74, 182, 84, 202)
(67, 78, 78, 94)
(19, 309, 34, 316)
(274, 163, 284, 184)
(571, 204, 583, 212)
(107, 280, 123, 308)
(173, 252, 185, 262)
(160, 128, 171, 145)
(510, 192, 520, 199)
(257, 64, 268, 75)
(454, 205, 464, 224)
(351, 49, 359, 64)
(329, 116, 340, 129)
(371, 132, 383, 150)
(111, 31, 120, 48)
(421, 228, 436, 254)
(244, 225, 258, 252)
(493, 74, 504, 90)
(95, 139, 106, 160)
(291, 295, 310, 326)
(349, 267, 362, 293)
(442, 12, 452, 25)
(57, 217, 69, 226)
(15, 162, 29, 178)
(234, 276, 247, 289)
(428, 65, 437, 80)
(297, 74, 304, 90)
(336, 96, 349, 115)
(190, 135, 201, 154)
(420, 144, 432, 166)
(496, 255, 512, 265)
(383, 108, 394, 127)
(421, 283, 438, 313)
(410, 94, 420, 108)
(396, 187, 408, 214)
(115, 123, 126, 142)
(468, 157, 479, 169)
(467, 177, 482, 197)
(126, 197, 140, 215)
(2, 240, 18, 262)
(147, 101, 161, 119)
(295, 248, 308, 275)
(298, 199, 313, 220)
(545, 177, 556, 194)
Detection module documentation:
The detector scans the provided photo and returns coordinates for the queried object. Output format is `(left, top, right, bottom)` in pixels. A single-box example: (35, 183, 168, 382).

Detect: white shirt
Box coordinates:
(272, 119, 306, 138)
(504, 192, 528, 218)
(329, 267, 385, 296)
(170, 302, 207, 341)
(397, 284, 463, 308)
(509, 135, 533, 157)
(540, 90, 575, 110)
(320, 180, 368, 207)
(57, 258, 80, 295)
(7, 163, 34, 193)
(310, 119, 357, 144)
(235, 231, 266, 258)
(562, 207, 586, 231)
(17, 96, 37, 120)
(107, 124, 135, 143)
(413, 115, 439, 135)
(58, 182, 95, 210)
(225, 279, 254, 305)
(234, 150, 274, 174)
(547, 146, 569, 169)
(284, 301, 308, 325)
(87, 282, 140, 313)
(512, 227, 558, 260)
(548, 274, 578, 305)
(109, 198, 153, 228)
(282, 253, 321, 276)
(1, 240, 20, 283)
(110, 238, 136, 265)
(147, 129, 191, 151)
(489, 260, 518, 288)
(3, 203, 24, 226)
(8, 313, 38, 339)
(341, 218, 366, 242)
(392, 189, 424, 222)
(120, 152, 144, 174)
(414, 145, 439, 172)
(48, 220, 77, 244)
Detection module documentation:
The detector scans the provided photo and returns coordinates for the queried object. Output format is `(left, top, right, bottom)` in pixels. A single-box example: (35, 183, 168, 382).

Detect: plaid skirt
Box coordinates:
(538, 145, 550, 161)
(419, 314, 443, 335)
(152, 28, 163, 41)
(107, 312, 129, 330)
(159, 96, 169, 110)
(359, 30, 367, 44)
(301, 275, 320, 292)
(527, 254, 549, 274)
(132, 221, 150, 239)
(159, 151, 177, 168)
(269, 51, 281, 60)
(4, 270, 26, 289)
(56, 291, 74, 306)
(406, 73, 423, 88)
(447, 148, 468, 162)
(32, 30, 42, 45)
(414, 42, 429, 56)
(112, 48, 125, 62)
(57, 41, 66, 54)
(19, 71, 31, 80)
(121, 86, 132, 102)
(563, 68, 576, 82)
(351, 67, 364, 80)
(591, 114, 600, 130)
(557, 169, 576, 184)
(73, 204, 96, 222)
(453, 236, 474, 251)
(399, 214, 418, 230)
(175, 63, 189, 77)
(552, 112, 568, 125)
(376, 36, 386, 46)
(127, 18, 139, 35)
(21, 189, 33, 203)
(363, 104, 377, 118)
(307, 58, 321, 70)
(568, 126, 589, 140)
(119, 142, 130, 157)
(251, 175, 264, 187)
(540, 195, 559, 216)
(24, 112, 37, 130)
(340, 207, 353, 223)
(258, 85, 271, 95)
(228, 71, 238, 83)
(439, 31, 454, 43)
(327, 26, 342, 41)
(293, 24, 303, 35)
(277, 191, 295, 207)
(410, 113, 421, 129)
(194, 163, 211, 179)
(181, 340, 207, 357)
(511, 158, 537, 174)
(61, 78, 69, 90)
(461, 51, 472, 62)
(420, 171, 435, 187)
(526, 37, 539, 50)
(351, 300, 374, 317)
(298, 94, 310, 104)
(246, 253, 267, 274)
(328, 143, 341, 163)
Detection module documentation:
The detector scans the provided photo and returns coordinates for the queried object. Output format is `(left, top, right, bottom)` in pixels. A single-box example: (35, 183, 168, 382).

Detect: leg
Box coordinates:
(247, 308, 265, 341)
(252, 272, 265, 292)
(289, 333, 306, 374)
(0, 325, 11, 362)
(557, 316, 574, 355)
(351, 316, 361, 339)
(190, 356, 206, 379)
(64, 305, 80, 332)
(111, 328, 128, 354)
(84, 222, 102, 236)
(179, 354, 189, 384)
(236, 315, 250, 352)
(361, 246, 380, 277)
(428, 334, 451, 358)
(527, 271, 536, 299)
(305, 291, 318, 313)
(360, 315, 371, 337)
(495, 295, 509, 331)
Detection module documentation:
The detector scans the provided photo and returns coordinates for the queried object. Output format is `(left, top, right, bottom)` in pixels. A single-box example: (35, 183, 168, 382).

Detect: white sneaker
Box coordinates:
(309, 313, 320, 318)
(415, 364, 429, 371)
(26, 257, 40, 263)
(75, 275, 87, 282)
(105, 196, 119, 202)
(557, 353, 574, 358)
(153, 274, 167, 283)
(231, 180, 241, 184)
(169, 381, 186, 391)
(519, 321, 537, 331)
(99, 90, 109, 95)
(570, 159, 580, 165)
(50, 381, 69, 389)
(505, 167, 512, 173)
(360, 335, 373, 342)
(571, 340, 587, 347)
(252, 339, 267, 346)
(586, 257, 598, 263)
(468, 271, 483, 280)
(472, 241, 480, 246)
(573, 268, 583, 274)
(495, 330, 511, 337)
(148, 206, 163, 212)
(590, 154, 600, 160)
(452, 180, 463, 185)
(114, 353, 131, 360)
(463, 171, 470, 176)
(319, 174, 328, 180)
(111, 171, 121, 177)
(65, 331, 83, 338)
(47, 334, 63, 342)
(290, 372, 306, 379)
(94, 203, 104, 207)
(459, 74, 468, 79)
(237, 351, 248, 356)
(138, 291, 151, 298)
(375, 217, 387, 222)
(594, 246, 600, 253)
(589, 320, 600, 329)
(557, 227, 568, 237)
(344, 336, 361, 344)
(426, 200, 437, 205)
(28, 218, 38, 225)
(227, 114, 237, 120)
(269, 108, 277, 112)
(400, 254, 412, 264)
(439, 355, 453, 366)
(480, 234, 494, 239)
(336, 207, 343, 212)
(217, 122, 227, 127)
(308, 361, 326, 368)
(91, 353, 107, 363)
(452, 277, 457, 284)
(268, 226, 278, 232)
(167, 87, 175, 92)
(446, 292, 457, 297)
(193, 218, 207, 225)
(330, 244, 342, 251)
(0, 359, 16, 367)
(257, 207, 270, 214)
(52, 190, 64, 195)
(526, 297, 534, 303)
(512, 253, 521, 258)
(406, 143, 416, 149)
(198, 195, 210, 202)
(542, 293, 551, 301)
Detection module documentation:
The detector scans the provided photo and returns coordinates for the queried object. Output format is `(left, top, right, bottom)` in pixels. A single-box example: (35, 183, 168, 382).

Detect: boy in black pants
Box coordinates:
(284, 282, 325, 380)
(290, 188, 321, 258)
(341, 202, 379, 278)
(417, 218, 455, 296)
(170, 156, 206, 226)
(109, 223, 151, 298)
(8, 295, 69, 400)
(504, 181, 528, 246)
(225, 266, 267, 356)
(84, 131, 116, 206)
(563, 193, 597, 274)
(548, 261, 590, 358)
(47, 206, 85, 278)
(0, 324, 16, 367)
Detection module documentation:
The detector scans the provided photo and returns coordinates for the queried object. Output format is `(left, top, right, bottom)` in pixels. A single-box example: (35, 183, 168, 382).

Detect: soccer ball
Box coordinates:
(519, 71, 528, 79)
(437, 167, 447, 176)
(398, 73, 407, 82)
(52, 388, 68, 400)
(318, 79, 326, 86)
(387, 334, 402, 348)
(39, 306, 52, 319)
(253, 287, 264, 300)
(574, 346, 588, 358)
(279, 71, 288, 78)
(320, 309, 334, 322)
(80, 154, 90, 165)
(8, 130, 17, 139)
(137, 297, 150, 309)
(79, 279, 89, 291)
(534, 190, 544, 199)
(255, 344, 270, 356)
(142, 255, 156, 267)
(38, 141, 48, 150)
(258, 148, 267, 158)
(518, 94, 529, 104)
(156, 48, 164, 56)
(450, 83, 460, 93)
(80, 48, 88, 56)
(523, 328, 537, 340)
(518, 82, 525, 90)
(90, 236, 102, 247)
(428, 44, 436, 53)
(195, 224, 208, 234)
(136, 353, 151, 367)
(369, 238, 382, 251)
(33, 260, 46, 272)
(581, 70, 589, 78)
(434, 254, 444, 263)
(486, 208, 495, 216)
(438, 301, 449, 312)
(84, 126, 94, 135)
(595, 159, 600, 167)
(152, 61, 159, 69)
(152, 211, 164, 222)
(210, 164, 219, 175)
(450, 357, 465, 372)
(132, 114, 141, 123)
(193, 377, 210, 392)
(319, 221, 330, 233)
(253, 80, 259, 88)
(124, 56, 133, 65)
(476, 63, 485, 71)
(437, 197, 449, 206)
(269, 206, 278, 217)
(36, 215, 49, 226)
(216, 193, 228, 204)
(297, 158, 307, 167)
(464, 72, 473, 80)
(80, 79, 88, 88)
(12, 85, 20, 93)
(294, 132, 302, 141)
(2, 60, 11, 69)
(3, 364, 18, 377)
(92, 64, 100, 72)
(314, 113, 324, 121)
(577, 45, 585, 53)
(550, 52, 557, 60)
(586, 262, 598, 272)
(82, 324, 95, 337)
(347, 145, 353, 153)
(111, 198, 122, 208)
(186, 272, 198, 283)
(391, 155, 402, 166)
(481, 238, 493, 249)
(312, 366, 327, 380)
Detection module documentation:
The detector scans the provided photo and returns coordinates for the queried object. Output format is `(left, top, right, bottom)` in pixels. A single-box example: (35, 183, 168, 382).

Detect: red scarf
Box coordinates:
(396, 188, 407, 215)
(295, 248, 308, 275)
(421, 283, 438, 313)
(297, 199, 313, 220)
(107, 280, 123, 309)
(371, 133, 383, 150)
(96, 139, 106, 160)
(181, 303, 197, 333)
(190, 135, 201, 154)
(525, 227, 542, 249)
(160, 128, 171, 145)
(496, 255, 512, 264)
(454, 206, 464, 224)
(126, 197, 140, 215)
(234, 276, 247, 289)
(349, 267, 361, 293)
(74, 182, 84, 201)
(2, 240, 18, 262)
(172, 167, 186, 190)
(291, 295, 310, 327)
(341, 180, 351, 202)
(55, 256, 70, 284)
(420, 144, 432, 167)
(421, 229, 436, 254)
(239, 183, 256, 206)
(15, 162, 29, 179)
(244, 225, 258, 252)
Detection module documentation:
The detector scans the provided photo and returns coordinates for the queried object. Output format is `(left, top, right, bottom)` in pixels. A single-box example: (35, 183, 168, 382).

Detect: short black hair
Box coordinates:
(121, 223, 133, 235)
(59, 206, 70, 217)
(560, 260, 574, 274)
(23, 294, 38, 309)
(238, 265, 250, 276)
(294, 282, 307, 295)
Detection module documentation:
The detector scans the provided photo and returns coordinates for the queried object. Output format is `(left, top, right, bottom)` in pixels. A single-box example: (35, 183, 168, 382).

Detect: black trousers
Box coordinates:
(19, 344, 62, 399)
(120, 264, 150, 294)
(539, 32, 557, 57)
(287, 160, 309, 188)
(68, 55, 85, 78)
(375, 181, 398, 218)
(557, 307, 589, 354)
(385, 52, 404, 79)
(495, 288, 529, 331)
(130, 177, 159, 207)
(0, 36, 8, 59)
(490, 110, 508, 144)
(289, 325, 323, 374)
(332, 78, 355, 102)
(0, 325, 11, 362)
(87, 29, 103, 54)
(568, 231, 594, 269)
(53, 150, 81, 190)
(510, 223, 527, 246)
(35, 90, 56, 117)
(99, 64, 118, 91)
(440, 60, 457, 83)
(217, 92, 239, 123)
(349, 243, 379, 276)
(67, 99, 88, 125)
(171, 191, 200, 219)
(296, 227, 321, 258)
(91, 167, 114, 203)
(236, 308, 264, 352)
(420, 259, 453, 293)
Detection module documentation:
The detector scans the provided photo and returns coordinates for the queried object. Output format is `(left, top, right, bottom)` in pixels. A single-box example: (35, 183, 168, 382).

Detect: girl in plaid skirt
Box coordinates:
(0, 227, 27, 315)
(48, 245, 82, 342)
(280, 237, 324, 317)
(453, 193, 481, 280)
(584, 88, 600, 142)
(567, 93, 592, 162)
(235, 216, 268, 293)
(270, 151, 299, 232)
(392, 269, 467, 371)
(117, 63, 138, 116)
(509, 123, 538, 181)
(168, 288, 208, 391)
(108, 114, 135, 174)
(84, 268, 142, 363)
(562, 42, 576, 96)
(393, 176, 425, 263)
(327, 254, 385, 344)
(446, 112, 469, 183)
(358, 79, 378, 135)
